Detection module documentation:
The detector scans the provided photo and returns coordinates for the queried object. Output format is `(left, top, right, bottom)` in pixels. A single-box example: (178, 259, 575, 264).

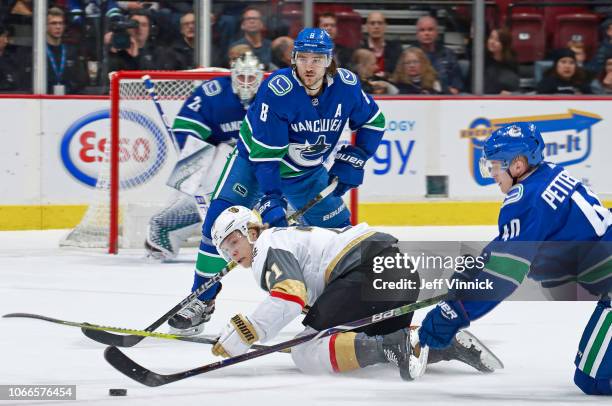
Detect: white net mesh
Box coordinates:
(60, 71, 222, 250)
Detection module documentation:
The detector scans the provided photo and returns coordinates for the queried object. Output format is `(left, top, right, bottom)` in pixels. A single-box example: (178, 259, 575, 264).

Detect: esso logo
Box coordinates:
(60, 109, 168, 188)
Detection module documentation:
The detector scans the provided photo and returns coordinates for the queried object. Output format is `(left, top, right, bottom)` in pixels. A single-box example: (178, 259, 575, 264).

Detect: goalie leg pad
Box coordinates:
(146, 194, 203, 260)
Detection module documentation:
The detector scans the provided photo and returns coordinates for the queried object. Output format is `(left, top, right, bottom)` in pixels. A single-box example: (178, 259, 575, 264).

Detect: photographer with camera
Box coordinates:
(105, 9, 161, 72)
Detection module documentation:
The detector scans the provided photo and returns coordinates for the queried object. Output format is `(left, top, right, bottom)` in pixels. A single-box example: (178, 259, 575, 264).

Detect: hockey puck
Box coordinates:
(109, 389, 127, 396)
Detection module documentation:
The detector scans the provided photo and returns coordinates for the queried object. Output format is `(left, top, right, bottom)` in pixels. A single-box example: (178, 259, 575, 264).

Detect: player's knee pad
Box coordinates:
(574, 368, 612, 395)
(202, 199, 234, 239)
(291, 328, 335, 374)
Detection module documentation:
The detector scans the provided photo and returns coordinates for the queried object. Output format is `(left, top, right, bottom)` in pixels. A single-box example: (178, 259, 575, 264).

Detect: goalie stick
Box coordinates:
(1, 312, 287, 352)
(104, 293, 447, 387)
(79, 179, 339, 347)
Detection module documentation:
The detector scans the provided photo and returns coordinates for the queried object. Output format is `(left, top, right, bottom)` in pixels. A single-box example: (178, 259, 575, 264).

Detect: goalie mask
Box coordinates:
(231, 52, 264, 105)
(211, 206, 263, 261)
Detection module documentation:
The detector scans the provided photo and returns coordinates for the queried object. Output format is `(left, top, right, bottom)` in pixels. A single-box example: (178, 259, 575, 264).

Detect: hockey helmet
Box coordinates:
(292, 28, 334, 66)
(211, 206, 263, 261)
(231, 51, 264, 104)
(479, 122, 545, 178)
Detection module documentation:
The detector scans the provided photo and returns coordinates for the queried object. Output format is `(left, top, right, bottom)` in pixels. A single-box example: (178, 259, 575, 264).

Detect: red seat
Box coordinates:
(331, 11, 362, 48)
(281, 4, 362, 48)
(510, 13, 546, 63)
(542, 0, 589, 46)
(553, 13, 600, 59)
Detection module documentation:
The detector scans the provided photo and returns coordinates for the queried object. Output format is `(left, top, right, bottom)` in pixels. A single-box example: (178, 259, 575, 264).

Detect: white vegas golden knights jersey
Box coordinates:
(244, 223, 396, 343)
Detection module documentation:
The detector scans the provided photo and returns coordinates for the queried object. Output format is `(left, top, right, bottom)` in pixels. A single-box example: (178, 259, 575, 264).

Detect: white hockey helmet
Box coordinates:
(231, 51, 264, 104)
(211, 205, 263, 261)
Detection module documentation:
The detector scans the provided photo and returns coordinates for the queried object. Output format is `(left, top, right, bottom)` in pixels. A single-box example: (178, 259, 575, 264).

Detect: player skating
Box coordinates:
(418, 122, 611, 395)
(169, 28, 387, 335)
(145, 52, 264, 260)
(207, 206, 503, 380)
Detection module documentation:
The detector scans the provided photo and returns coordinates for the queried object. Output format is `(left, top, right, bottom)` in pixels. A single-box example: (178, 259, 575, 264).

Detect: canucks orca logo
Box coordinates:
(287, 135, 332, 167)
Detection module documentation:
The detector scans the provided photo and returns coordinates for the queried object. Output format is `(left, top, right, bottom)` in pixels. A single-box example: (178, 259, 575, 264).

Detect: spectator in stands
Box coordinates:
(352, 48, 398, 95)
(360, 11, 402, 78)
(0, 24, 22, 92)
(4, 0, 33, 48)
(415, 15, 464, 94)
(45, 7, 87, 94)
(591, 54, 612, 94)
(536, 48, 591, 94)
(229, 6, 271, 69)
(586, 18, 612, 75)
(158, 11, 196, 70)
(66, 1, 122, 25)
(106, 9, 161, 72)
(318, 12, 352, 67)
(568, 40, 587, 68)
(483, 28, 519, 95)
(390, 47, 443, 94)
(227, 43, 252, 66)
(271, 36, 293, 69)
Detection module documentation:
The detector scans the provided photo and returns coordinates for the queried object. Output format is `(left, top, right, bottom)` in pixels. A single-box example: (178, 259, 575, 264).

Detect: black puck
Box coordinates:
(109, 388, 127, 396)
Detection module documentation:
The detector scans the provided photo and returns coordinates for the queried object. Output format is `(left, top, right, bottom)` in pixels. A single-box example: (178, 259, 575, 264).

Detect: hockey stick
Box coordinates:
(1, 312, 287, 352)
(79, 180, 338, 347)
(104, 293, 447, 387)
(141, 75, 211, 221)
(142, 75, 181, 152)
(286, 177, 338, 225)
(80, 261, 236, 347)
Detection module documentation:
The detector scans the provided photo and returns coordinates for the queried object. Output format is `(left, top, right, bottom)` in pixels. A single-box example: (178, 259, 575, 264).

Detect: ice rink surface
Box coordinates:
(0, 226, 608, 406)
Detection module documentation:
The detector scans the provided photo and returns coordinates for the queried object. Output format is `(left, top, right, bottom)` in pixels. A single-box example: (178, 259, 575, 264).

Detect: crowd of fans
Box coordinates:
(1, 1, 612, 96)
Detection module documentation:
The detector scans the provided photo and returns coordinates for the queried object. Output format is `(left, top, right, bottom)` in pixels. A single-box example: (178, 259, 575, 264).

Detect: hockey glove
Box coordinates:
(212, 314, 260, 358)
(328, 145, 368, 197)
(257, 192, 288, 227)
(419, 301, 470, 349)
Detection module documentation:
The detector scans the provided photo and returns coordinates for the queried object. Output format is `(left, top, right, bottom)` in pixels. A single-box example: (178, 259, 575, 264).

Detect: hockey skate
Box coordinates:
(168, 299, 216, 336)
(427, 329, 504, 373)
(382, 327, 429, 381)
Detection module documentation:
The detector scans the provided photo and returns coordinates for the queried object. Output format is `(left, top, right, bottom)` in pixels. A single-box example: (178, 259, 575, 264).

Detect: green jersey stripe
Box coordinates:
(582, 311, 612, 375)
(174, 116, 212, 141)
(483, 253, 530, 285)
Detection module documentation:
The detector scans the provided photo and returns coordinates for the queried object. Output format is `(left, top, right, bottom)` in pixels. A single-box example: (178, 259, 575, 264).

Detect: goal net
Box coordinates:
(60, 70, 232, 253)
(60, 69, 357, 254)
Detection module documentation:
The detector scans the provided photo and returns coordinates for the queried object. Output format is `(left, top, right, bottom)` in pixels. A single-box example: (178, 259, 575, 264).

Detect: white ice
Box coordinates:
(0, 226, 608, 406)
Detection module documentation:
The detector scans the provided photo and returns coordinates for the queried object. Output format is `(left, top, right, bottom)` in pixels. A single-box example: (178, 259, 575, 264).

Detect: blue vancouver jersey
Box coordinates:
(172, 76, 246, 149)
(236, 68, 385, 192)
(457, 163, 612, 320)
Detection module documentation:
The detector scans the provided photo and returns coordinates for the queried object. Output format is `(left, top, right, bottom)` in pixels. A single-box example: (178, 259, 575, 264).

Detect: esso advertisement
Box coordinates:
(60, 109, 168, 188)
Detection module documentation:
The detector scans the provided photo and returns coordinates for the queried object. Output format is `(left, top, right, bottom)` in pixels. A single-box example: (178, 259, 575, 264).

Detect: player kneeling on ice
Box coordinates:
(209, 206, 503, 380)
(418, 122, 612, 395)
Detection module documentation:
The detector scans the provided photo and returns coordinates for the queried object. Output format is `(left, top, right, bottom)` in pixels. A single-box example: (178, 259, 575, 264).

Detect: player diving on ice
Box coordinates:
(168, 28, 389, 336)
(418, 123, 612, 395)
(145, 52, 264, 260)
(208, 206, 503, 380)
